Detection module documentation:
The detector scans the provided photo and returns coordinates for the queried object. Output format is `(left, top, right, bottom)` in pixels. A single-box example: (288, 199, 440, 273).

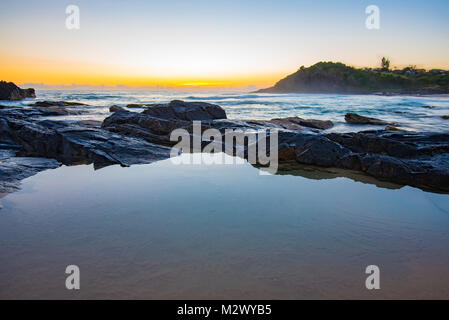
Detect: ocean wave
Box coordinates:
(185, 94, 281, 101)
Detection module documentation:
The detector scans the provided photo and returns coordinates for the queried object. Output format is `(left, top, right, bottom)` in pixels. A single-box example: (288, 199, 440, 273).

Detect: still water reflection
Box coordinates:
(1, 154, 448, 299)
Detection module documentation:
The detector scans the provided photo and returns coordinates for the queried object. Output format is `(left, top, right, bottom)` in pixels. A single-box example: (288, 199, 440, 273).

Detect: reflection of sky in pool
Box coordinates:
(1, 154, 449, 299)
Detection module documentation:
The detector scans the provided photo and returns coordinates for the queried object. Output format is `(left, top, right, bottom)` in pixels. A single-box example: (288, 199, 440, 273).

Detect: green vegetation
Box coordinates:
(257, 61, 449, 94)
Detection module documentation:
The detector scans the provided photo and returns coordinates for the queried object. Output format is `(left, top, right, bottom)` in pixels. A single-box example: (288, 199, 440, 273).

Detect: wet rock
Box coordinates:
(110, 105, 125, 112)
(277, 131, 351, 166)
(0, 157, 60, 194)
(29, 101, 88, 107)
(126, 104, 147, 108)
(0, 116, 172, 168)
(326, 131, 449, 158)
(0, 139, 22, 159)
(345, 113, 396, 125)
(277, 130, 449, 191)
(442, 115, 449, 120)
(268, 117, 333, 130)
(78, 120, 102, 127)
(142, 100, 227, 121)
(103, 109, 191, 145)
(27, 101, 89, 116)
(0, 81, 36, 100)
(1, 101, 448, 193)
(37, 106, 70, 115)
(385, 125, 405, 131)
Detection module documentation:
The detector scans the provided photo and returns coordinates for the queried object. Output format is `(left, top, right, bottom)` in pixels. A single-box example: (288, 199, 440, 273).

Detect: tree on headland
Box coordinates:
(381, 57, 390, 71)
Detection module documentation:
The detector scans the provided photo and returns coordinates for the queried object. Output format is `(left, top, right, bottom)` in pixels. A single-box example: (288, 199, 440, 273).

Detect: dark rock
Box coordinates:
(277, 131, 351, 166)
(442, 115, 449, 120)
(29, 101, 88, 107)
(37, 106, 70, 116)
(275, 130, 449, 191)
(0, 157, 60, 194)
(110, 105, 125, 112)
(385, 125, 405, 131)
(327, 131, 449, 158)
(102, 106, 449, 191)
(126, 104, 147, 108)
(1, 100, 448, 194)
(345, 113, 396, 125)
(102, 100, 227, 145)
(27, 101, 89, 116)
(0, 116, 172, 168)
(0, 81, 35, 100)
(103, 109, 191, 145)
(142, 100, 227, 121)
(0, 139, 22, 160)
(268, 117, 333, 130)
(78, 120, 102, 127)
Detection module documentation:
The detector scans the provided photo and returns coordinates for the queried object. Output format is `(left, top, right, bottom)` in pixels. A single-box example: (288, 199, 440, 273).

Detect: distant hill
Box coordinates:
(256, 62, 449, 94)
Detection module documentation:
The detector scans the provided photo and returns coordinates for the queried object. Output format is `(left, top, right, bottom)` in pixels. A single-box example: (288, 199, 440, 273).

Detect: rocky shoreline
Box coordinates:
(1, 95, 449, 194)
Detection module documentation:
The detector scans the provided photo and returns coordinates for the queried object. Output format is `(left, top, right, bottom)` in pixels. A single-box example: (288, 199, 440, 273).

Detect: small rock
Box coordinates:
(37, 106, 69, 115)
(29, 101, 87, 107)
(126, 104, 146, 108)
(345, 113, 396, 125)
(385, 125, 405, 131)
(110, 105, 126, 112)
(442, 115, 449, 120)
(268, 117, 334, 130)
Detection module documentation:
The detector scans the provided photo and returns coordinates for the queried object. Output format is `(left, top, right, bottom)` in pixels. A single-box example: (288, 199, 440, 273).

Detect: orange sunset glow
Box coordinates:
(1, 0, 448, 89)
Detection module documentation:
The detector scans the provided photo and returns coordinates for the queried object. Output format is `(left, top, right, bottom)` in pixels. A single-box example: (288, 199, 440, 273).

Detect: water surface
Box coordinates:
(1, 155, 448, 299)
(4, 90, 449, 132)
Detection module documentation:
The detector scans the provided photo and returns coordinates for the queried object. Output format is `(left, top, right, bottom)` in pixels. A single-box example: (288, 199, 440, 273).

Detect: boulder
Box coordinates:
(442, 115, 449, 120)
(142, 100, 227, 121)
(277, 131, 351, 166)
(0, 81, 35, 100)
(345, 113, 395, 125)
(102, 109, 191, 145)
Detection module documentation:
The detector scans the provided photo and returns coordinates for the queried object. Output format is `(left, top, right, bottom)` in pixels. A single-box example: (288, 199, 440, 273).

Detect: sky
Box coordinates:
(1, 0, 448, 89)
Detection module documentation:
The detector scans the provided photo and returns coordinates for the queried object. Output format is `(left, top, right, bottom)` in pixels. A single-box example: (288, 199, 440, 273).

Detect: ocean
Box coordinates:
(2, 90, 449, 132)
